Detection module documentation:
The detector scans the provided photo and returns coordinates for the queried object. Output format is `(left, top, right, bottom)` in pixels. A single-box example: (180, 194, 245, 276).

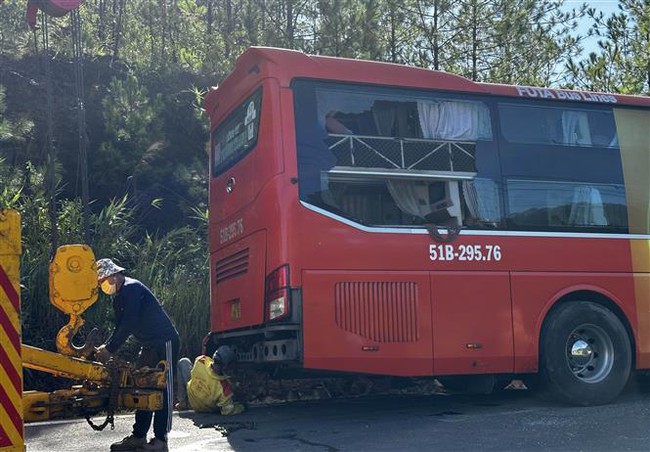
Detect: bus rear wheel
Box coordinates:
(539, 301, 631, 406)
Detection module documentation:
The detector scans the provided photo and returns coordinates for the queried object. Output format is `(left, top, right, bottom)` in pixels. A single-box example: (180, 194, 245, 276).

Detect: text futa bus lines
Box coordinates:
(203, 47, 650, 406)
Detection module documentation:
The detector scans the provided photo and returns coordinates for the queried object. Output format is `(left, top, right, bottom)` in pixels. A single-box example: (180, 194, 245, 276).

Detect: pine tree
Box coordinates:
(567, 0, 650, 94)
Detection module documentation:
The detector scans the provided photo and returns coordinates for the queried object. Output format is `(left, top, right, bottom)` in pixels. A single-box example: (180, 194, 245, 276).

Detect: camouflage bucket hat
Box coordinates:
(96, 258, 125, 281)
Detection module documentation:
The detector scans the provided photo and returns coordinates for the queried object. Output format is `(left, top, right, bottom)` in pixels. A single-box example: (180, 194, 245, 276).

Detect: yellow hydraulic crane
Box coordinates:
(22, 244, 169, 427)
(0, 210, 168, 452)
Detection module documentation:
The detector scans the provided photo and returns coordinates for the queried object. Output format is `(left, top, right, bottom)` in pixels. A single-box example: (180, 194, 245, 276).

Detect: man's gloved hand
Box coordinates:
(94, 344, 112, 363)
(230, 403, 245, 415)
(221, 401, 245, 416)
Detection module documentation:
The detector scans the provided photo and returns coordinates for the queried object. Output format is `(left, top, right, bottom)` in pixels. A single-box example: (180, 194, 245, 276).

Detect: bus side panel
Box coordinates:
(616, 108, 650, 369)
(633, 270, 650, 368)
(302, 270, 433, 376)
(510, 273, 639, 373)
(431, 272, 513, 375)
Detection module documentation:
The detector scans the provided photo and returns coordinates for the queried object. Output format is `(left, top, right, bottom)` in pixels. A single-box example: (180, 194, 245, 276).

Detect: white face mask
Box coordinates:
(101, 279, 117, 295)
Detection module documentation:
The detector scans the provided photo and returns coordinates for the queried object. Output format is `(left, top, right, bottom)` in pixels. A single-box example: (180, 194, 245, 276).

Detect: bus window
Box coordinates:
(506, 179, 628, 232)
(294, 81, 500, 229)
(313, 86, 493, 140)
(498, 100, 628, 233)
(462, 178, 502, 227)
(212, 88, 262, 176)
(499, 103, 619, 148)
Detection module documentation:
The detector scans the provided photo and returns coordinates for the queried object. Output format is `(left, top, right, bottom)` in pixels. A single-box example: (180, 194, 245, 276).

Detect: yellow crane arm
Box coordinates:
(22, 344, 109, 383)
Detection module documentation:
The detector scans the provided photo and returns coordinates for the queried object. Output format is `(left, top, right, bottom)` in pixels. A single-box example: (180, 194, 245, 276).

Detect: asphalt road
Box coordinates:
(25, 386, 650, 451)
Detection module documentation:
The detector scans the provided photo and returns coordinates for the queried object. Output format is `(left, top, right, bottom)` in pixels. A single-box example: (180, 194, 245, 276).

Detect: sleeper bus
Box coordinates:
(202, 47, 650, 405)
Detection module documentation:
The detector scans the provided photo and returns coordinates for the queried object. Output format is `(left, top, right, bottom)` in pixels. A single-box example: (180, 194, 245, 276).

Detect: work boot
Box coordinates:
(110, 434, 146, 451)
(140, 438, 169, 452)
(174, 399, 189, 411)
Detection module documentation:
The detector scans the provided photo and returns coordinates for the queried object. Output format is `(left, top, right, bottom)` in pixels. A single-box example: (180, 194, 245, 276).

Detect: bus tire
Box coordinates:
(627, 371, 650, 394)
(539, 301, 631, 406)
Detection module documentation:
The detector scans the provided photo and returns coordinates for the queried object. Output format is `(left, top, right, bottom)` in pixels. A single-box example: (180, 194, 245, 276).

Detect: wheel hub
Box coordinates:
(570, 339, 594, 367)
(566, 324, 614, 384)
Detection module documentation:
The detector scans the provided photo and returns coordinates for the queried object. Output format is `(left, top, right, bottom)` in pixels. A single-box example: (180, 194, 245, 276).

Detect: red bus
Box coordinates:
(203, 47, 650, 405)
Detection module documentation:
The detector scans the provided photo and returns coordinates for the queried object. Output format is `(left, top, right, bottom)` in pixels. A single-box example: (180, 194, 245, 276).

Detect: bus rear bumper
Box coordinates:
(203, 325, 301, 364)
(240, 338, 300, 363)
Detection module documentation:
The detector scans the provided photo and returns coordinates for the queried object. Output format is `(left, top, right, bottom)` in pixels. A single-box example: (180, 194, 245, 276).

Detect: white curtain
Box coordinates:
(463, 178, 501, 223)
(561, 111, 592, 146)
(417, 100, 492, 141)
(417, 102, 442, 139)
(568, 186, 607, 226)
(386, 180, 434, 218)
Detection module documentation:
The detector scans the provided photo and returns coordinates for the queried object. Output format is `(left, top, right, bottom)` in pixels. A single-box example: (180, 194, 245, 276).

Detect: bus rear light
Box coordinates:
(268, 294, 288, 320)
(265, 265, 290, 321)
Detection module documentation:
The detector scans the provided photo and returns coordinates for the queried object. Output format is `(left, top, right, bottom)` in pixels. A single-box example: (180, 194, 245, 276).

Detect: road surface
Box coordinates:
(25, 386, 650, 451)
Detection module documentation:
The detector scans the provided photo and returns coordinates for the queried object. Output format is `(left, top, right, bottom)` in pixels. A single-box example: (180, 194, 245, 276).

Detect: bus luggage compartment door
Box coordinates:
(302, 270, 433, 376)
(211, 230, 266, 331)
(431, 271, 513, 376)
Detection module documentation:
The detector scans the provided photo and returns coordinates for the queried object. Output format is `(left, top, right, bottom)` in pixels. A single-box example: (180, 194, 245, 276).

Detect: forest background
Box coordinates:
(0, 0, 648, 389)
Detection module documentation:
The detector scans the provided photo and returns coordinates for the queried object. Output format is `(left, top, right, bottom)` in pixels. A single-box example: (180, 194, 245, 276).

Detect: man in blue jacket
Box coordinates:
(95, 258, 179, 452)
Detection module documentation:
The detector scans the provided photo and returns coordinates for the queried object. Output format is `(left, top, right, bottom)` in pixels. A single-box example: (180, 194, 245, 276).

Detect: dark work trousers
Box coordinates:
(132, 337, 179, 441)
